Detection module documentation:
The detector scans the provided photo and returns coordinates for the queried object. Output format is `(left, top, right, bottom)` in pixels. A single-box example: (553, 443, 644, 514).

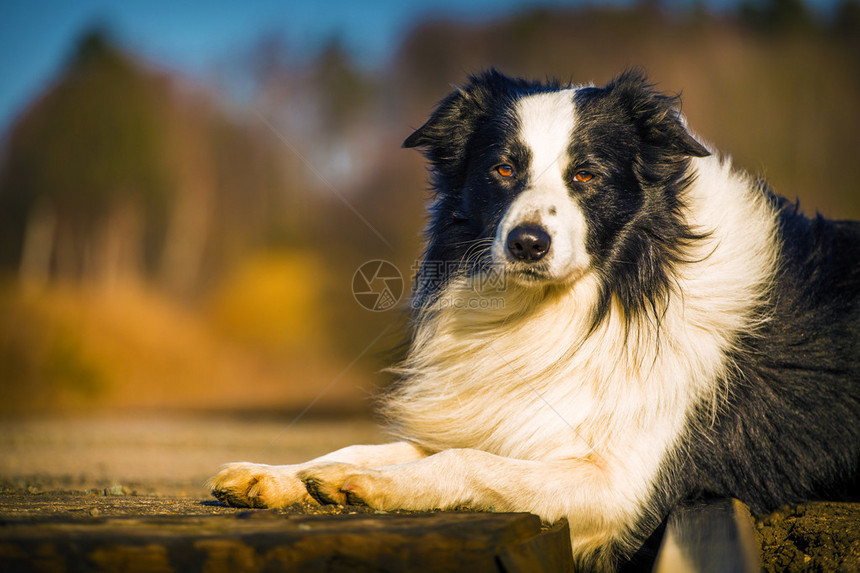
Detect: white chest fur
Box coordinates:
(382, 155, 779, 500)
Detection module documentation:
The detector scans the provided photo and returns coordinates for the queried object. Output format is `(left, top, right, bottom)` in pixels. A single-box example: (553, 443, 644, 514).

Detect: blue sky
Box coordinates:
(0, 0, 842, 136)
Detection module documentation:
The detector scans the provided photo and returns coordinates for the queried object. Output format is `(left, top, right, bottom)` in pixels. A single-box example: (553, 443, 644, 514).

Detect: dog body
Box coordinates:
(210, 71, 860, 570)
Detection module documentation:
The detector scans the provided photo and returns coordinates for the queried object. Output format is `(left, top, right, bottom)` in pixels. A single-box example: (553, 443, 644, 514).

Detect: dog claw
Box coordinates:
(212, 489, 250, 508)
(344, 489, 368, 506)
(303, 477, 341, 505)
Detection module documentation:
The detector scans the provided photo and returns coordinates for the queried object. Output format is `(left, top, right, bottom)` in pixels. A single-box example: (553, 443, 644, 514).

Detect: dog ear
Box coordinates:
(609, 70, 710, 159)
(403, 69, 514, 179)
(403, 72, 495, 150)
(402, 83, 474, 151)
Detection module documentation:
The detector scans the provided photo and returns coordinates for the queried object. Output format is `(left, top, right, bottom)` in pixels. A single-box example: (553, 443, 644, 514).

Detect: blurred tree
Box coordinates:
(833, 0, 860, 66)
(313, 38, 374, 132)
(739, 0, 816, 32)
(0, 27, 172, 286)
(834, 0, 860, 33)
(0, 26, 316, 295)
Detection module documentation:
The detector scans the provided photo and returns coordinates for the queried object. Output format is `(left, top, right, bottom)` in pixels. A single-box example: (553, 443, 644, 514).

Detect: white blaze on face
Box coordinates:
(492, 90, 591, 284)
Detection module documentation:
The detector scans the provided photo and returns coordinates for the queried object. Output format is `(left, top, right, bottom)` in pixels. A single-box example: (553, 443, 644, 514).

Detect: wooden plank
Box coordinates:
(0, 510, 573, 572)
(654, 498, 760, 573)
(497, 518, 574, 573)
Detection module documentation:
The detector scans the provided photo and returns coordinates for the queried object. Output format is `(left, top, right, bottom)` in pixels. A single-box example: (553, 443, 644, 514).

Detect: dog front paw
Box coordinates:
(207, 462, 316, 508)
(298, 463, 388, 507)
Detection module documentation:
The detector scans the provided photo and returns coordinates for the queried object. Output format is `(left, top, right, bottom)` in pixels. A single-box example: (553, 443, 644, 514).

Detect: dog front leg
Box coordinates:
(298, 448, 636, 570)
(298, 447, 617, 521)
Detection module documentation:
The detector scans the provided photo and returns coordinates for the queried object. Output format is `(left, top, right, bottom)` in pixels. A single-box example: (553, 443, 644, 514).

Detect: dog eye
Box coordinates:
(496, 164, 515, 178)
(573, 170, 594, 183)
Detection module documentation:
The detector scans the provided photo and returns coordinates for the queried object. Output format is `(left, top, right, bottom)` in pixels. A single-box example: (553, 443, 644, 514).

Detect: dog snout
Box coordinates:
(506, 225, 551, 262)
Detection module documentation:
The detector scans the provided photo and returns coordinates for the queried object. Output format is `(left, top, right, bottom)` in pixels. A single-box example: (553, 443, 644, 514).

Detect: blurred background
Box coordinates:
(0, 0, 858, 421)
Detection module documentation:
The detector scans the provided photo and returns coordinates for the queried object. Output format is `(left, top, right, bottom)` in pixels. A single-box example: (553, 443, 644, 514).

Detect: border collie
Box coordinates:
(209, 70, 859, 571)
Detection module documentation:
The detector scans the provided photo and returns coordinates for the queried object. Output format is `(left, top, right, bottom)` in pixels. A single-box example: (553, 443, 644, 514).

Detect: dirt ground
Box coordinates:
(1, 413, 858, 571)
(754, 501, 860, 572)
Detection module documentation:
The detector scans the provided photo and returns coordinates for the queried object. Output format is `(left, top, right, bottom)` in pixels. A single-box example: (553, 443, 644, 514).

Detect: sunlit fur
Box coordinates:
(209, 71, 859, 572)
(381, 151, 780, 567)
(384, 70, 857, 569)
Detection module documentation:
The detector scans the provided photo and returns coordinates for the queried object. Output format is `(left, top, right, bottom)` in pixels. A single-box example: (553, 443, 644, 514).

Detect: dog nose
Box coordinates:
(506, 225, 551, 262)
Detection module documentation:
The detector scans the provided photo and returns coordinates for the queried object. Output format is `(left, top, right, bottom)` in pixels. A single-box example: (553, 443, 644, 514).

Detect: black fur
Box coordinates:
(678, 205, 860, 512)
(570, 73, 710, 331)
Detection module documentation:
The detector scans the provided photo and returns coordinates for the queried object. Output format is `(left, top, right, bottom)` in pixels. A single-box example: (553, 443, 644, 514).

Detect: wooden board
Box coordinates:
(0, 503, 573, 573)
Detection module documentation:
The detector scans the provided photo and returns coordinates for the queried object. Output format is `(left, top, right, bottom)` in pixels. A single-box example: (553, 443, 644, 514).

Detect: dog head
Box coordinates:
(405, 70, 709, 321)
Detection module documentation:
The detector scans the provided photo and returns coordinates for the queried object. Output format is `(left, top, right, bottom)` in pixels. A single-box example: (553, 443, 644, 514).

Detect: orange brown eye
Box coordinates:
(573, 170, 594, 183)
(496, 164, 514, 178)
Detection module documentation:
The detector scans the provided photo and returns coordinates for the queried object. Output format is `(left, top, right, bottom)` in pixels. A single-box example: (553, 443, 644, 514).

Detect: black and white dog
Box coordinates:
(210, 70, 860, 570)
